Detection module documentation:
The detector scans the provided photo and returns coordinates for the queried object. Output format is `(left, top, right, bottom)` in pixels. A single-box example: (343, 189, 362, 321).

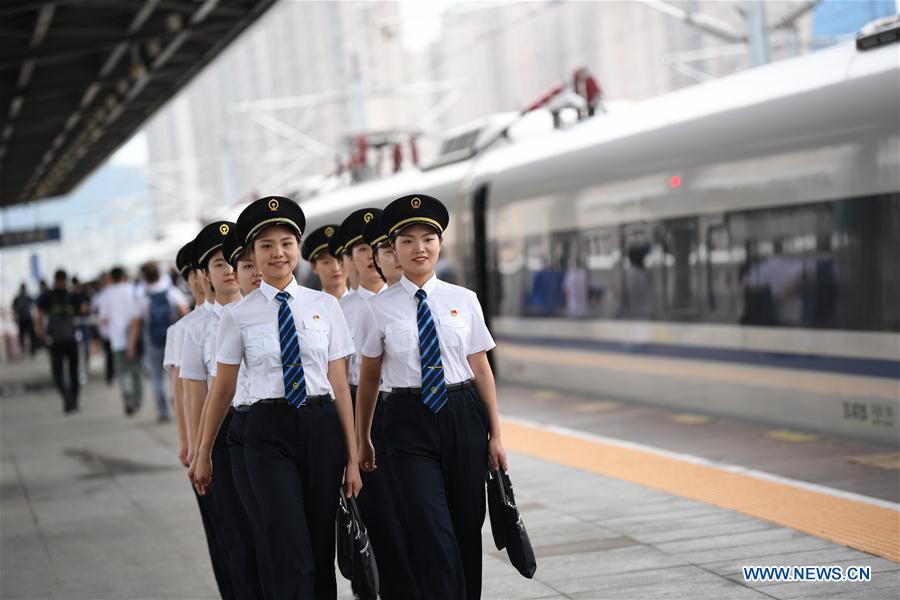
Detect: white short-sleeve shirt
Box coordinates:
(216, 278, 355, 402)
(163, 321, 184, 373)
(179, 304, 222, 385)
(211, 297, 253, 407)
(99, 282, 140, 351)
(339, 283, 386, 386)
(359, 275, 495, 388)
(164, 306, 204, 372)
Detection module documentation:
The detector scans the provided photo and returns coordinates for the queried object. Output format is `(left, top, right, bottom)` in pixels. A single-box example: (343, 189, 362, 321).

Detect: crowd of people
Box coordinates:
(10, 262, 188, 421)
(14, 192, 508, 600)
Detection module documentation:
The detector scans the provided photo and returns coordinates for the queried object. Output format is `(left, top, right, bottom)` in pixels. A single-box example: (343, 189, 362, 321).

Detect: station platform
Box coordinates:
(1, 354, 897, 599)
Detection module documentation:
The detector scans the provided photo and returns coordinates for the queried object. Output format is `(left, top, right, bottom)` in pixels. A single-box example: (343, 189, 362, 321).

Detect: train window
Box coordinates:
(703, 221, 739, 322)
(660, 218, 699, 318)
(485, 193, 899, 332)
(522, 235, 560, 316)
(582, 227, 620, 318)
(620, 223, 657, 319)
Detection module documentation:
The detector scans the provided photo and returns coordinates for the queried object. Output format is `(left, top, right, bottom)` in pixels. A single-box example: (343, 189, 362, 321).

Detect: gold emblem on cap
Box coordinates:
(411, 197, 422, 209)
(268, 198, 279, 212)
(219, 223, 230, 235)
(324, 226, 334, 238)
(364, 212, 374, 223)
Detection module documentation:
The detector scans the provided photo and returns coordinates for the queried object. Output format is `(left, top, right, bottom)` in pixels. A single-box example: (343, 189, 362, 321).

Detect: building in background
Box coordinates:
(143, 1, 407, 230)
(143, 0, 895, 224)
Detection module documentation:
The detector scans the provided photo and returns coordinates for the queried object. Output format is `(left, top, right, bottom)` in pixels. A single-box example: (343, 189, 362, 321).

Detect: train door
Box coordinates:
(619, 222, 656, 319)
(472, 184, 492, 330)
(660, 217, 700, 320)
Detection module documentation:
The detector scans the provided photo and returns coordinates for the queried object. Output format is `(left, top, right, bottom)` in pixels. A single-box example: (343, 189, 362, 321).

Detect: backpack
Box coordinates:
(47, 296, 76, 344)
(147, 290, 172, 347)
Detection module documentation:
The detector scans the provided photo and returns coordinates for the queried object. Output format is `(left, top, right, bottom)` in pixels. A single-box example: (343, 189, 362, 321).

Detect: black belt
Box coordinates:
(254, 395, 332, 407)
(350, 384, 390, 401)
(391, 379, 474, 396)
(234, 405, 251, 413)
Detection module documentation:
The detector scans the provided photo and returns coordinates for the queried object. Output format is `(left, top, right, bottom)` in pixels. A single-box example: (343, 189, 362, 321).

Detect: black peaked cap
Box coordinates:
(221, 227, 244, 267)
(382, 194, 448, 237)
(328, 225, 345, 257)
(193, 221, 235, 268)
(176, 241, 194, 275)
(237, 195, 306, 245)
(302, 224, 341, 262)
(339, 208, 382, 253)
(363, 212, 389, 248)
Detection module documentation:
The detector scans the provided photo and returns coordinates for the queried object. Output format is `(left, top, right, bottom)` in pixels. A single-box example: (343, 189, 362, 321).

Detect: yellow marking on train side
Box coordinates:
(501, 418, 900, 562)
(497, 344, 900, 401)
(765, 430, 821, 443)
(667, 414, 715, 425)
(848, 453, 900, 470)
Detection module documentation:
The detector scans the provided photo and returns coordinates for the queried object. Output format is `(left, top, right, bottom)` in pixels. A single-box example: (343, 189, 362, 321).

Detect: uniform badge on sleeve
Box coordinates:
(313, 314, 321, 320)
(450, 309, 458, 317)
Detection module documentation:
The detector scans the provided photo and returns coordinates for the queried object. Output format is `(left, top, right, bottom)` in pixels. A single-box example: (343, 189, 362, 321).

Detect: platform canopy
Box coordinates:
(0, 0, 277, 206)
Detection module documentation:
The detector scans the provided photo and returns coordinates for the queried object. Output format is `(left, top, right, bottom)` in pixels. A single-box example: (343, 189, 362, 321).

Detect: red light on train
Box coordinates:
(669, 175, 682, 188)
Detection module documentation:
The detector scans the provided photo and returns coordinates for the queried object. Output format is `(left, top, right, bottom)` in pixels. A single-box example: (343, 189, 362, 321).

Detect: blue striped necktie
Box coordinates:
(275, 291, 307, 407)
(415, 289, 448, 412)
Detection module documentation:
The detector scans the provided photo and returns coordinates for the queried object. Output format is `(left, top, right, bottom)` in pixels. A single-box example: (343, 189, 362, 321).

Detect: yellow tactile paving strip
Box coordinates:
(498, 344, 900, 401)
(501, 419, 900, 562)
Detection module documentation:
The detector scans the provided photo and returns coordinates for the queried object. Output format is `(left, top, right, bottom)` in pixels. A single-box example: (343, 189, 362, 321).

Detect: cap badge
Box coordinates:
(411, 197, 421, 209)
(268, 198, 279, 212)
(324, 226, 334, 238)
(450, 309, 458, 316)
(219, 223, 230, 235)
(313, 314, 320, 320)
(364, 212, 374, 223)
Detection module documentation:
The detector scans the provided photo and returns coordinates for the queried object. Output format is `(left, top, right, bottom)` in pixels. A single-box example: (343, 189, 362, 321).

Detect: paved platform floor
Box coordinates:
(1, 354, 897, 599)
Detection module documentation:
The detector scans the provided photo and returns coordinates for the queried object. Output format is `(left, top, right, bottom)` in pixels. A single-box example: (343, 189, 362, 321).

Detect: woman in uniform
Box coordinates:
(355, 194, 508, 600)
(182, 221, 263, 600)
(363, 213, 403, 286)
(301, 224, 347, 300)
(164, 241, 234, 600)
(337, 208, 419, 599)
(193, 196, 361, 600)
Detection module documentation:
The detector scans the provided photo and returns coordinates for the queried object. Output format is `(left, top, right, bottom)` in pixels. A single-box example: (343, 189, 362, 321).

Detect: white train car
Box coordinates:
(301, 35, 900, 445)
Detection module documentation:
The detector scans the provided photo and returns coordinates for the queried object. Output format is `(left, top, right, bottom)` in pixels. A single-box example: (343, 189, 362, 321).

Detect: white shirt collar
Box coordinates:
(259, 278, 300, 302)
(340, 288, 352, 299)
(203, 301, 214, 312)
(212, 301, 224, 316)
(399, 274, 439, 298)
(357, 283, 387, 299)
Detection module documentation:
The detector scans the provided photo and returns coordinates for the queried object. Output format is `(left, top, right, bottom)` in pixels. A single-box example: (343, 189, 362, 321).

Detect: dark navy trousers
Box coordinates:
(244, 402, 346, 600)
(209, 411, 264, 600)
(228, 409, 275, 600)
(194, 487, 235, 600)
(354, 391, 420, 600)
(383, 386, 489, 600)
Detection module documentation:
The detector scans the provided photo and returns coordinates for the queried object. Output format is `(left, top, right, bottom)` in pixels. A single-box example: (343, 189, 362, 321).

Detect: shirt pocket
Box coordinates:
(298, 317, 329, 351)
(242, 324, 278, 368)
(385, 319, 417, 354)
(437, 315, 469, 348)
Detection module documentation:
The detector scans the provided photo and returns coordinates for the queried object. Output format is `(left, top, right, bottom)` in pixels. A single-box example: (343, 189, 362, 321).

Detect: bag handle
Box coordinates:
(486, 451, 516, 510)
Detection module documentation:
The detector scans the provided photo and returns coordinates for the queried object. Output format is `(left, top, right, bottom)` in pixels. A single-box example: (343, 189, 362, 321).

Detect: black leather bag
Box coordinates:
(335, 491, 379, 598)
(487, 468, 537, 578)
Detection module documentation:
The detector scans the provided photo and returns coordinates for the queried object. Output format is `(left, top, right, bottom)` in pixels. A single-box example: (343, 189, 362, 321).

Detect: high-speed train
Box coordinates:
(298, 33, 900, 445)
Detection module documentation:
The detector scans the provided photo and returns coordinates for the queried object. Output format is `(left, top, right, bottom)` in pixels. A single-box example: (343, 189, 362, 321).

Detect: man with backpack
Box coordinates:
(35, 270, 82, 413)
(129, 261, 188, 423)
